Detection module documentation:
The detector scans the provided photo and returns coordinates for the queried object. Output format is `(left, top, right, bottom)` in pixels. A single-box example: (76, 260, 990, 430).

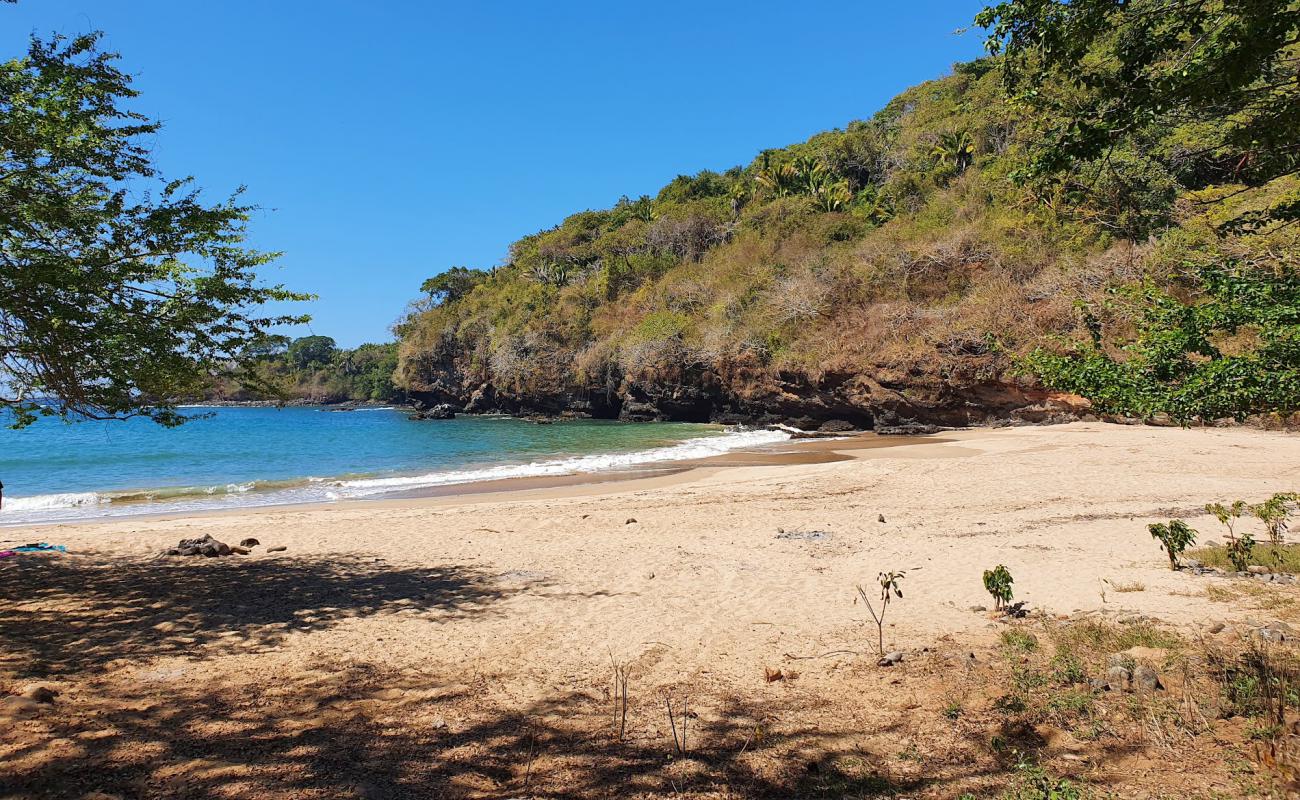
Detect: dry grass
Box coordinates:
(1190, 542, 1300, 574)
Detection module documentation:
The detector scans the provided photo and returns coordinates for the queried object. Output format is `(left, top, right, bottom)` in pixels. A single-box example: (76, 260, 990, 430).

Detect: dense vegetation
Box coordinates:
(395, 0, 1300, 427)
(202, 336, 403, 404)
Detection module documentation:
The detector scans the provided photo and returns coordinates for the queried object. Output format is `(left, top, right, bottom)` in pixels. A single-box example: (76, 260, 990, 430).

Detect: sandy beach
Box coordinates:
(4, 421, 1300, 798)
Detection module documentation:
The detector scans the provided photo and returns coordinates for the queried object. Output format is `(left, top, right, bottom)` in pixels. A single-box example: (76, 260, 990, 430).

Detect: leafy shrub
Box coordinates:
(1251, 493, 1300, 566)
(984, 564, 1014, 610)
(1149, 519, 1197, 569)
(1025, 266, 1300, 422)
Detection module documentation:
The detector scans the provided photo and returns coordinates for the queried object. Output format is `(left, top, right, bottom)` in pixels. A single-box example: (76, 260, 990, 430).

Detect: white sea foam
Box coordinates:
(4, 491, 103, 512)
(336, 428, 792, 495)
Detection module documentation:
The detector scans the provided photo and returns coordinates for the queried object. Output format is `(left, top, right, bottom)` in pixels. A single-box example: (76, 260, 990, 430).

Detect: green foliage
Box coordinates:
(1251, 492, 1300, 565)
(977, 0, 1300, 233)
(0, 32, 309, 427)
(286, 336, 337, 369)
(1208, 500, 1255, 571)
(984, 564, 1015, 610)
(1001, 628, 1039, 653)
(209, 340, 402, 404)
(1148, 519, 1197, 569)
(1024, 265, 1300, 422)
(1000, 760, 1082, 800)
(420, 267, 487, 305)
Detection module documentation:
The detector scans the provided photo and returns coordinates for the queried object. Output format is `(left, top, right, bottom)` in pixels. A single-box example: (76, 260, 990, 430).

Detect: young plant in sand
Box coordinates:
(856, 570, 905, 658)
(1208, 501, 1254, 572)
(1149, 520, 1197, 570)
(1251, 493, 1299, 567)
(983, 565, 1014, 611)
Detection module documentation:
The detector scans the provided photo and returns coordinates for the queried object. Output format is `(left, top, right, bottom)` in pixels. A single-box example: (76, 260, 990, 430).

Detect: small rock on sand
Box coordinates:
(1132, 664, 1163, 692)
(267, 545, 287, 553)
(21, 685, 57, 704)
(1104, 665, 1131, 691)
(625, 518, 637, 524)
(877, 651, 904, 666)
(239, 538, 260, 548)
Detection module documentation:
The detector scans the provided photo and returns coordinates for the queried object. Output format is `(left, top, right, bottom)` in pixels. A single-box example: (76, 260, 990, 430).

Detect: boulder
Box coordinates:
(818, 419, 858, 433)
(168, 534, 232, 557)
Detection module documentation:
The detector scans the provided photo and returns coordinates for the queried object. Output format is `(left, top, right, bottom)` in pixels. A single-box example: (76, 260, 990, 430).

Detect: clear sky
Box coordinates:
(3, 1, 989, 348)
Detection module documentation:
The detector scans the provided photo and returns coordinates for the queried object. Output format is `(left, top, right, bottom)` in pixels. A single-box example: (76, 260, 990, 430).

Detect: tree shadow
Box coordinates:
(0, 552, 511, 677)
(0, 669, 985, 799)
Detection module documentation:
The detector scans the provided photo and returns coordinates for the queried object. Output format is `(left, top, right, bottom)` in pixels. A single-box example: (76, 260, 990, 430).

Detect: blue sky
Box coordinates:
(3, 1, 988, 347)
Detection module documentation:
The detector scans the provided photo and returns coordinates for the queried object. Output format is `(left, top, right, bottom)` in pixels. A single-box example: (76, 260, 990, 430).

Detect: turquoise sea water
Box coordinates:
(0, 406, 789, 525)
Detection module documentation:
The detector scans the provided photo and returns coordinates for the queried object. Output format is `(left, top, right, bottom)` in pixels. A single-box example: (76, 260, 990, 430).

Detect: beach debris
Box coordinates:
(776, 529, 831, 542)
(267, 545, 287, 553)
(239, 537, 260, 548)
(1001, 600, 1031, 619)
(877, 651, 905, 667)
(165, 534, 231, 557)
(10, 542, 67, 554)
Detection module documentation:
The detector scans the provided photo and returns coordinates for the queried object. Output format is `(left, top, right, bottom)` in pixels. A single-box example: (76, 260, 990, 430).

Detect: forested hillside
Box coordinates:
(201, 337, 403, 404)
(395, 2, 1300, 429)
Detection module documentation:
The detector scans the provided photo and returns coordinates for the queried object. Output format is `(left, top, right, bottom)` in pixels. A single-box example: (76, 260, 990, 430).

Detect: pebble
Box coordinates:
(239, 538, 260, 548)
(625, 518, 637, 525)
(267, 546, 287, 553)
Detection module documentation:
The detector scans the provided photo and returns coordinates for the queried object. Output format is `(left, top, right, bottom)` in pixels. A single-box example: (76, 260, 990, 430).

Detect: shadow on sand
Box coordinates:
(0, 552, 510, 677)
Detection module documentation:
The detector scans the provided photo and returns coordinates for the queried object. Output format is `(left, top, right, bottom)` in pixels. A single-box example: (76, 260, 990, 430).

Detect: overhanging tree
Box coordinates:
(0, 32, 309, 427)
(975, 0, 1300, 233)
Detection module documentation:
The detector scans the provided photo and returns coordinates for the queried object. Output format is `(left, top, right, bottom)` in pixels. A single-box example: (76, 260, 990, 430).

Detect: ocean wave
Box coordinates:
(336, 428, 792, 494)
(4, 491, 103, 512)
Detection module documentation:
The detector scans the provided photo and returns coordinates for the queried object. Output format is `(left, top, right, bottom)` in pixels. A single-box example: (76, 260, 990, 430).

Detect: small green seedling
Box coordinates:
(1149, 519, 1196, 570)
(1251, 493, 1298, 566)
(856, 570, 904, 658)
(1208, 501, 1253, 571)
(983, 564, 1014, 611)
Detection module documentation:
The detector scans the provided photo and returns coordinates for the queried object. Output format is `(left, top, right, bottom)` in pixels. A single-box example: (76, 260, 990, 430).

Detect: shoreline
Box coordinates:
(0, 430, 935, 532)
